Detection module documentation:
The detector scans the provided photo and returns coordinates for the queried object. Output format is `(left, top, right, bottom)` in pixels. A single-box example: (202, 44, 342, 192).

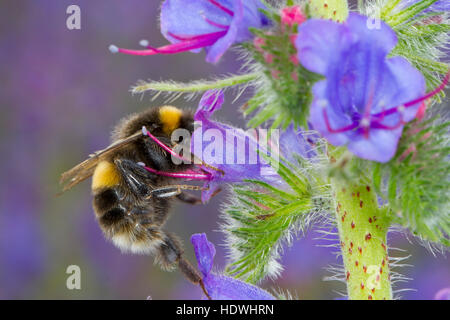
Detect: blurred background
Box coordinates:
(0, 0, 448, 300)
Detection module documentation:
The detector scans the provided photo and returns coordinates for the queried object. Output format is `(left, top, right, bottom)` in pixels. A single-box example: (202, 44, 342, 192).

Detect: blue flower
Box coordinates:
(191, 233, 276, 300)
(110, 0, 269, 64)
(296, 13, 429, 163)
(192, 90, 274, 202)
(191, 90, 324, 201)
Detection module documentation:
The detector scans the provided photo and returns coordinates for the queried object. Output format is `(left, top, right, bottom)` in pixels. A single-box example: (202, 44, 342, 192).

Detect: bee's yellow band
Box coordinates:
(92, 161, 121, 190)
(159, 106, 182, 134)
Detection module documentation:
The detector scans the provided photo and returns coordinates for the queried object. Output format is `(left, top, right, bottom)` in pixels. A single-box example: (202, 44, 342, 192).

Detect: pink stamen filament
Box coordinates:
(207, 0, 234, 16)
(167, 31, 226, 42)
(203, 16, 229, 29)
(142, 126, 192, 163)
(373, 70, 450, 119)
(143, 166, 211, 180)
(370, 119, 406, 130)
(142, 126, 224, 178)
(323, 70, 450, 136)
(114, 31, 226, 56)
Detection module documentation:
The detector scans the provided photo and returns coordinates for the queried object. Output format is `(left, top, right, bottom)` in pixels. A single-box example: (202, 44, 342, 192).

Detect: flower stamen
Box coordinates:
(207, 0, 234, 16)
(373, 70, 450, 119)
(142, 126, 223, 178)
(109, 31, 227, 56)
(143, 165, 211, 180)
(202, 15, 229, 29)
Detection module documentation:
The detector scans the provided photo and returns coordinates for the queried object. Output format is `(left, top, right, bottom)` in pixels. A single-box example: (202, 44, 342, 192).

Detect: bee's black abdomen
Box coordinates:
(99, 207, 126, 228)
(93, 188, 119, 212)
(93, 187, 127, 229)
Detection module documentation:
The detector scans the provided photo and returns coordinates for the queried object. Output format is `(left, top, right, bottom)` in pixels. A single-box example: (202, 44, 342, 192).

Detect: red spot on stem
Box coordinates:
(365, 233, 372, 241)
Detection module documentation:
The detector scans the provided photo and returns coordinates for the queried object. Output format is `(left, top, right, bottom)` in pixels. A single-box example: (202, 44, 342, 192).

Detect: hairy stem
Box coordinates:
(332, 178, 393, 300)
(132, 73, 258, 95)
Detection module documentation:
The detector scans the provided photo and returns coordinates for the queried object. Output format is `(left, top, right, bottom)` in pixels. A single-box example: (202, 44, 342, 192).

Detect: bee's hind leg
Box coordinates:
(150, 185, 204, 199)
(152, 185, 222, 203)
(114, 159, 153, 197)
(156, 232, 211, 299)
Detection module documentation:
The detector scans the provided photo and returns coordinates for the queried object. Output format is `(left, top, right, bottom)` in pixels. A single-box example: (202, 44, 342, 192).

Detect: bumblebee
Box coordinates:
(60, 105, 211, 297)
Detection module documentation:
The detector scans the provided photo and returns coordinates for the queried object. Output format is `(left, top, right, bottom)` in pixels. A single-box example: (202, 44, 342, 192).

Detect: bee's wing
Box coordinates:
(59, 131, 142, 193)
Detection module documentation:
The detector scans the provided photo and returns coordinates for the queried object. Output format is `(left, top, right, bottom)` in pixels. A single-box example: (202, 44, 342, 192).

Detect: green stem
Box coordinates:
(309, 0, 349, 22)
(131, 73, 258, 95)
(332, 178, 393, 300)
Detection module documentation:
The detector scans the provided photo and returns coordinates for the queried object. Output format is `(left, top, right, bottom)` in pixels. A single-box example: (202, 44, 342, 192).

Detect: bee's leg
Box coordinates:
(114, 159, 153, 198)
(176, 187, 222, 203)
(151, 186, 183, 199)
(151, 185, 221, 202)
(150, 185, 204, 199)
(156, 232, 211, 300)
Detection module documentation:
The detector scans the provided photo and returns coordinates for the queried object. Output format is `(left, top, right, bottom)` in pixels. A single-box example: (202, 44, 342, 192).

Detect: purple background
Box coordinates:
(0, 0, 448, 299)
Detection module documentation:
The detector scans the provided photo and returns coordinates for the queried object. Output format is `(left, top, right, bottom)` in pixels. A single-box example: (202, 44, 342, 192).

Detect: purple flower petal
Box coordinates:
(296, 13, 426, 163)
(434, 287, 450, 300)
(191, 233, 216, 276)
(192, 90, 274, 202)
(191, 233, 276, 300)
(203, 275, 275, 300)
(160, 0, 269, 63)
